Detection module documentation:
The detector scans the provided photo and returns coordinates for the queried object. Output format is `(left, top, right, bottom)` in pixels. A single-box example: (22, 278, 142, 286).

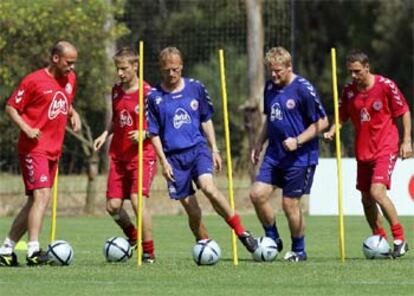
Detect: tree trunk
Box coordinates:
(242, 0, 264, 182)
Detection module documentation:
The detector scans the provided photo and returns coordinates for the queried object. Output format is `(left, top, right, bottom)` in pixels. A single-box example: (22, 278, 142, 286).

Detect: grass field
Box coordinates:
(0, 215, 413, 296)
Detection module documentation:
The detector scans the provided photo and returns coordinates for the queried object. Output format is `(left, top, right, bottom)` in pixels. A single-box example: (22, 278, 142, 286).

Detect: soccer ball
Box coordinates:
(192, 239, 221, 266)
(362, 235, 391, 259)
(47, 240, 74, 266)
(252, 237, 278, 262)
(103, 236, 132, 262)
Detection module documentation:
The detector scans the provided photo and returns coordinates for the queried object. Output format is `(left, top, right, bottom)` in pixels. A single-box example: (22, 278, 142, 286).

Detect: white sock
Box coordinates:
(0, 237, 16, 255)
(27, 241, 40, 257)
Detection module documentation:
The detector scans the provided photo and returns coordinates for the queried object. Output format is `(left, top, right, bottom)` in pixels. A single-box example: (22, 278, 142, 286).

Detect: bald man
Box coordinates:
(0, 41, 81, 267)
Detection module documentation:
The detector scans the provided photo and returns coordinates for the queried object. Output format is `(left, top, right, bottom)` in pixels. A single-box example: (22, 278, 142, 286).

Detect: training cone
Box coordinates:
(15, 241, 28, 250)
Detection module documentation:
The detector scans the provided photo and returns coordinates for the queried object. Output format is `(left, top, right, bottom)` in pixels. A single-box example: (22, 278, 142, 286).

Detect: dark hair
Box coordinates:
(346, 50, 369, 65)
(50, 40, 76, 57)
(113, 47, 139, 64)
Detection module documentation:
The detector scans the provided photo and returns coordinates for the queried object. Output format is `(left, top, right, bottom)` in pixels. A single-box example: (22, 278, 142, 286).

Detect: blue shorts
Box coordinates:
(256, 159, 316, 198)
(166, 143, 213, 200)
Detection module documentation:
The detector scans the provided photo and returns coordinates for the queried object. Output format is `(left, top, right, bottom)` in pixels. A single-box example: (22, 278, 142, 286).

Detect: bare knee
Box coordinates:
(106, 199, 122, 215)
(369, 186, 387, 203)
(282, 198, 299, 216)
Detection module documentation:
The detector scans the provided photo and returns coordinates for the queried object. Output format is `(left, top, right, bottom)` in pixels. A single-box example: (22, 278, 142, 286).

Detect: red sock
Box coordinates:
(225, 214, 245, 236)
(142, 240, 154, 256)
(123, 224, 137, 241)
(373, 227, 387, 239)
(391, 223, 405, 241)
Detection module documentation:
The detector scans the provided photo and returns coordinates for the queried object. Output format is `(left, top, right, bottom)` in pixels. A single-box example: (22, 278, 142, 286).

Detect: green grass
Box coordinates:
(0, 215, 413, 295)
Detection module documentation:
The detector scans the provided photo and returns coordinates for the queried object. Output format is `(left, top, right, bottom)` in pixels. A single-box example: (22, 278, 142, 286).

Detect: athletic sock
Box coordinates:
(225, 214, 245, 237)
(142, 240, 155, 256)
(391, 223, 405, 241)
(263, 223, 280, 241)
(291, 236, 305, 253)
(27, 241, 40, 257)
(373, 227, 387, 239)
(0, 237, 16, 255)
(123, 224, 137, 241)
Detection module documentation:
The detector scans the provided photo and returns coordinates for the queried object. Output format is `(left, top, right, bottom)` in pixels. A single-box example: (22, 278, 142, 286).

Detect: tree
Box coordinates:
(0, 0, 128, 213)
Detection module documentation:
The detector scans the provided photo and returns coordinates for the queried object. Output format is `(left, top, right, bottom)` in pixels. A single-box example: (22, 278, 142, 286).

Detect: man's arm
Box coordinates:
(68, 106, 81, 132)
(251, 120, 268, 165)
(201, 119, 222, 171)
(5, 105, 40, 139)
(150, 135, 175, 181)
(284, 117, 329, 151)
(399, 110, 412, 159)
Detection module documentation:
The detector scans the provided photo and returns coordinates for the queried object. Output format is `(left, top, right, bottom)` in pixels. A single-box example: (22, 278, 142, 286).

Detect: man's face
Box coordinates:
(160, 54, 183, 86)
(115, 59, 138, 84)
(268, 62, 291, 86)
(347, 61, 369, 86)
(53, 49, 78, 77)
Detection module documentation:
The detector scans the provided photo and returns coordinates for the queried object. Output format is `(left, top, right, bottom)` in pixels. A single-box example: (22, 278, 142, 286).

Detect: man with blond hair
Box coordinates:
(250, 46, 328, 262)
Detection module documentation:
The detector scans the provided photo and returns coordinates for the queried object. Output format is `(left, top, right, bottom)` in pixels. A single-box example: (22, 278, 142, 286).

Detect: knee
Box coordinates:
(200, 183, 219, 199)
(369, 187, 386, 202)
(361, 195, 375, 208)
(282, 198, 298, 215)
(250, 189, 266, 205)
(106, 201, 121, 215)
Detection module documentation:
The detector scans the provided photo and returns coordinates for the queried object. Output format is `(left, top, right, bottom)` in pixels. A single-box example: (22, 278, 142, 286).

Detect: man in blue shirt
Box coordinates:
(147, 46, 257, 254)
(250, 46, 328, 261)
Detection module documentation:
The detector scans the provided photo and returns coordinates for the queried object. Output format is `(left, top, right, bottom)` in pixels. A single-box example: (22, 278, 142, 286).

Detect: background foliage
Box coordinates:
(0, 0, 412, 174)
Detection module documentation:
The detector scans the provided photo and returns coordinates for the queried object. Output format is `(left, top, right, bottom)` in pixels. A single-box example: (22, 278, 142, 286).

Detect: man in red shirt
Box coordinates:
(0, 41, 81, 266)
(93, 47, 157, 263)
(324, 50, 412, 258)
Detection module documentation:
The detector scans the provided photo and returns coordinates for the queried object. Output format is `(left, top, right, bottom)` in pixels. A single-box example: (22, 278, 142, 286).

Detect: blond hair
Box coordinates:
(159, 46, 183, 65)
(264, 46, 292, 67)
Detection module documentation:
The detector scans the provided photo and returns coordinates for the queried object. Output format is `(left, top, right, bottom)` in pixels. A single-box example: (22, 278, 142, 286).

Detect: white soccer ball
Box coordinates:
(103, 236, 132, 262)
(192, 239, 221, 266)
(47, 240, 74, 266)
(252, 236, 278, 262)
(362, 235, 391, 259)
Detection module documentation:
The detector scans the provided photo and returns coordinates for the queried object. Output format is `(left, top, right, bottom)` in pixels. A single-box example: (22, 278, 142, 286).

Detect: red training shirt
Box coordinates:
(109, 82, 156, 161)
(7, 68, 77, 160)
(339, 75, 409, 162)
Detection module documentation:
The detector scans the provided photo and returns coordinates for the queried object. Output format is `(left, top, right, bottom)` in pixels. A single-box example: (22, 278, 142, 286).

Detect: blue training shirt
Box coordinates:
(147, 78, 214, 153)
(263, 75, 326, 168)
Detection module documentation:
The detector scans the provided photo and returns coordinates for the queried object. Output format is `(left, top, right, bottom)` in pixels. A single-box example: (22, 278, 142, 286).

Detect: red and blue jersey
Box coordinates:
(263, 76, 326, 168)
(147, 78, 213, 153)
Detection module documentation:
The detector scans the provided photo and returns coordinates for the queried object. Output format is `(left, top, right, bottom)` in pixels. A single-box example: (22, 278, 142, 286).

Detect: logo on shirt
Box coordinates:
(347, 91, 354, 99)
(48, 91, 68, 119)
(119, 109, 133, 127)
(372, 100, 383, 111)
(15, 89, 25, 103)
(190, 99, 199, 111)
(134, 105, 140, 114)
(40, 174, 48, 183)
(173, 108, 191, 129)
(286, 99, 296, 109)
(360, 108, 371, 122)
(155, 96, 163, 105)
(270, 103, 283, 121)
(65, 83, 73, 94)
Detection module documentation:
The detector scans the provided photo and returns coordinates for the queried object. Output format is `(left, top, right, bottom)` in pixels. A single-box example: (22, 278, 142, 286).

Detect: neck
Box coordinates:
(46, 65, 62, 79)
(162, 78, 183, 92)
(359, 74, 375, 90)
(123, 76, 139, 92)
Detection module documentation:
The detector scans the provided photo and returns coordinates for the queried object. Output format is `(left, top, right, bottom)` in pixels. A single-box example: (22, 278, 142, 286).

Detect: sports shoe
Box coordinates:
(392, 240, 408, 258)
(26, 250, 51, 266)
(0, 252, 19, 267)
(128, 238, 137, 250)
(283, 251, 307, 262)
(238, 231, 258, 253)
(142, 253, 156, 264)
(274, 237, 284, 253)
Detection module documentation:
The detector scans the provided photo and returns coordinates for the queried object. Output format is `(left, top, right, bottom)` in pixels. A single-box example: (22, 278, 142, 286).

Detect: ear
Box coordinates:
(52, 54, 60, 64)
(133, 62, 139, 72)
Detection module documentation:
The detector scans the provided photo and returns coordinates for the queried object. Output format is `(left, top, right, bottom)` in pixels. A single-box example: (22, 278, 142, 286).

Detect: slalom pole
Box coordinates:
(331, 48, 346, 262)
(50, 167, 59, 242)
(218, 49, 238, 266)
(136, 41, 145, 267)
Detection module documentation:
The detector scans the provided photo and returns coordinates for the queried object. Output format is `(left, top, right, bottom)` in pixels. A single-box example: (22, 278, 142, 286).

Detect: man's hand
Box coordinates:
(70, 109, 81, 132)
(251, 143, 263, 165)
(400, 140, 413, 160)
(323, 130, 335, 142)
(283, 137, 300, 152)
(212, 151, 222, 172)
(93, 131, 108, 151)
(24, 127, 41, 140)
(161, 160, 175, 182)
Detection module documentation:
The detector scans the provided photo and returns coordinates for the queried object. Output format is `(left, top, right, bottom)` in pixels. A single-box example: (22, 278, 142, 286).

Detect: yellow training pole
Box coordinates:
(218, 49, 238, 266)
(331, 48, 346, 262)
(136, 41, 145, 267)
(50, 167, 58, 242)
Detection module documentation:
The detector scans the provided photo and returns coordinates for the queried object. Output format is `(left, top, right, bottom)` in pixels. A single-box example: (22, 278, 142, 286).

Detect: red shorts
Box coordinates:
(356, 153, 397, 191)
(107, 158, 157, 199)
(19, 154, 58, 195)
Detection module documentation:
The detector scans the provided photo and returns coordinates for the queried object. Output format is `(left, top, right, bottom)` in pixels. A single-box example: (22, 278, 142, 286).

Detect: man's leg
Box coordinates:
(197, 174, 257, 253)
(26, 188, 52, 265)
(179, 195, 209, 241)
(361, 191, 387, 237)
(282, 196, 306, 261)
(370, 183, 407, 257)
